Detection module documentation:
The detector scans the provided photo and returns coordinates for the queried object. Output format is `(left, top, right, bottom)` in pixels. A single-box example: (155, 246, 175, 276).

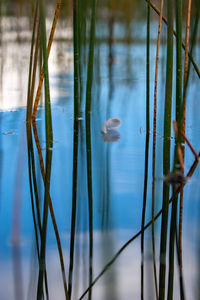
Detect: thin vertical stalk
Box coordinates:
(141, 136, 150, 300)
(31, 120, 68, 299)
(144, 0, 200, 79)
(176, 0, 183, 134)
(32, 0, 62, 120)
(167, 191, 178, 300)
(152, 0, 164, 298)
(26, 3, 49, 297)
(184, 1, 200, 93)
(79, 150, 199, 300)
(183, 0, 192, 102)
(178, 1, 192, 297)
(159, 0, 173, 299)
(141, 1, 150, 299)
(37, 0, 53, 298)
(26, 0, 39, 124)
(68, 0, 80, 298)
(167, 1, 182, 299)
(85, 0, 97, 298)
(28, 20, 40, 120)
(79, 150, 200, 300)
(27, 126, 49, 299)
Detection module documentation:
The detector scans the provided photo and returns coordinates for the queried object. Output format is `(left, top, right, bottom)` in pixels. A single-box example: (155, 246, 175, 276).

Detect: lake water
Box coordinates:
(0, 10, 200, 300)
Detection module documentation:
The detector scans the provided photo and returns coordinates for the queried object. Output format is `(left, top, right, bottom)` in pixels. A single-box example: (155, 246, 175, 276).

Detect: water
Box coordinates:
(0, 8, 200, 300)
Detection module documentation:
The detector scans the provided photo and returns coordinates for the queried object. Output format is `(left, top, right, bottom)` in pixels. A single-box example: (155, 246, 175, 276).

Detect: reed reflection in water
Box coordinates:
(0, 0, 200, 299)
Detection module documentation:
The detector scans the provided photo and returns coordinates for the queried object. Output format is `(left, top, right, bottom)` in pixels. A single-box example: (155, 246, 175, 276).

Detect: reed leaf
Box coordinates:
(167, 2, 182, 299)
(37, 0, 53, 298)
(79, 151, 200, 300)
(152, 0, 164, 297)
(68, 0, 80, 298)
(159, 0, 173, 299)
(85, 0, 97, 297)
(26, 0, 39, 123)
(31, 120, 69, 300)
(145, 0, 200, 78)
(32, 0, 62, 120)
(141, 1, 150, 299)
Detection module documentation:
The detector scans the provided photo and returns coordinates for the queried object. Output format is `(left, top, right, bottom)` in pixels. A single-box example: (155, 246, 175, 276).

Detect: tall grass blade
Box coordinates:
(27, 125, 49, 299)
(37, 1, 53, 298)
(85, 0, 97, 298)
(141, 1, 150, 299)
(26, 0, 39, 124)
(32, 120, 69, 299)
(79, 150, 200, 300)
(152, 0, 164, 297)
(26, 3, 49, 297)
(159, 0, 174, 299)
(68, 0, 80, 298)
(167, 2, 182, 299)
(145, 0, 200, 78)
(177, 2, 192, 299)
(32, 0, 62, 120)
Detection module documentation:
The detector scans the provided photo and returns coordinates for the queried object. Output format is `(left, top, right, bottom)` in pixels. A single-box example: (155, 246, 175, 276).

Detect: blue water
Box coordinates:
(0, 27, 200, 299)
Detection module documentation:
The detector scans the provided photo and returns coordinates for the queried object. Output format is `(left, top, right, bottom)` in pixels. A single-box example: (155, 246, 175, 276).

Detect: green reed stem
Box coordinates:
(175, 0, 183, 142)
(145, 0, 200, 79)
(37, 0, 53, 298)
(85, 0, 97, 298)
(152, 0, 164, 296)
(182, 0, 199, 119)
(141, 2, 150, 299)
(141, 132, 150, 299)
(167, 2, 183, 299)
(146, 1, 150, 134)
(159, 0, 173, 299)
(79, 151, 200, 300)
(32, 0, 62, 119)
(27, 125, 49, 299)
(26, 0, 38, 123)
(29, 21, 40, 119)
(167, 191, 178, 300)
(26, 2, 49, 297)
(68, 0, 80, 298)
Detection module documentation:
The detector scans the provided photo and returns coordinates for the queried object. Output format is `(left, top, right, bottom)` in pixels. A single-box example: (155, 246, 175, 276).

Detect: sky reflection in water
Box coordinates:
(0, 15, 200, 300)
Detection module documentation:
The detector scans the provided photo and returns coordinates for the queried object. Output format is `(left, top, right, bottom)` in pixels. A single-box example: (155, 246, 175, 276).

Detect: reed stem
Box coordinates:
(85, 0, 97, 297)
(159, 0, 173, 298)
(68, 0, 80, 298)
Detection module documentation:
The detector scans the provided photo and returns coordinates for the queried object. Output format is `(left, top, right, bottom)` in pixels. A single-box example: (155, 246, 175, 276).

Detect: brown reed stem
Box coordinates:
(79, 150, 200, 300)
(179, 0, 192, 287)
(32, 120, 69, 300)
(145, 0, 200, 78)
(32, 0, 62, 120)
